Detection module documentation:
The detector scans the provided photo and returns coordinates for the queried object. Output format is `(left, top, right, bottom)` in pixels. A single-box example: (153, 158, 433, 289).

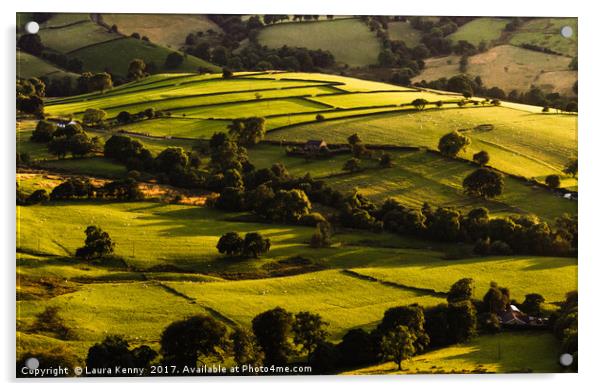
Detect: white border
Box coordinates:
(3, 0, 600, 390)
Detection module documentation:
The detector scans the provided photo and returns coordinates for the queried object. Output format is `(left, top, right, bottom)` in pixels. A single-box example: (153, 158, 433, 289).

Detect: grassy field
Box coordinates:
(387, 21, 423, 47)
(347, 331, 562, 374)
(29, 13, 219, 78)
(509, 17, 578, 57)
(166, 270, 444, 339)
(447, 18, 508, 45)
(37, 20, 119, 53)
(414, 45, 576, 95)
(257, 19, 381, 67)
(101, 14, 222, 48)
(17, 51, 80, 81)
(350, 255, 576, 304)
(70, 38, 219, 76)
(267, 105, 578, 181)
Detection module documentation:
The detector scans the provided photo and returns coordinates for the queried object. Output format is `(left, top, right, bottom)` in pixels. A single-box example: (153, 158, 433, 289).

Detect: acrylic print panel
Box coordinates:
(16, 12, 578, 377)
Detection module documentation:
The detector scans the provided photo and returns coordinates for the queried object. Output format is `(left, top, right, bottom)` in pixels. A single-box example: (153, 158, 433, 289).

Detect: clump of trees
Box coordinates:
(87, 335, 157, 376)
(438, 130, 471, 157)
(227, 117, 266, 146)
(463, 168, 504, 198)
(216, 231, 271, 258)
(415, 74, 578, 113)
(30, 120, 101, 159)
(75, 226, 115, 260)
(17, 78, 45, 117)
(472, 150, 490, 166)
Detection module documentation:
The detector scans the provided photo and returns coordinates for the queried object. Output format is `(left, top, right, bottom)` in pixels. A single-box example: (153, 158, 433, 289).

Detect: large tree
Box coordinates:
(252, 307, 295, 366)
(160, 315, 228, 367)
(463, 168, 504, 198)
(216, 232, 244, 256)
(242, 232, 271, 258)
(380, 325, 416, 370)
(86, 335, 156, 375)
(292, 311, 328, 360)
(438, 130, 471, 157)
(75, 226, 115, 260)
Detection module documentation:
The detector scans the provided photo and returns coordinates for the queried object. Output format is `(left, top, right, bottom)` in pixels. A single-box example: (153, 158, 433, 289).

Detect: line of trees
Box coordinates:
(415, 74, 578, 113)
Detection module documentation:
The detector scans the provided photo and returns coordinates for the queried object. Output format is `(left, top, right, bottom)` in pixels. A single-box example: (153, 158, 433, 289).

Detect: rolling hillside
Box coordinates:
(17, 24, 578, 372)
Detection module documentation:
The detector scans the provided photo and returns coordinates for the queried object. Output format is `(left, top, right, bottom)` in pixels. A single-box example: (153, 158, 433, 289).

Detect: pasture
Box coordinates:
(257, 19, 381, 67)
(509, 17, 578, 57)
(101, 14, 222, 48)
(413, 45, 576, 95)
(268, 105, 577, 181)
(17, 51, 79, 81)
(387, 21, 423, 47)
(447, 18, 508, 45)
(347, 332, 562, 374)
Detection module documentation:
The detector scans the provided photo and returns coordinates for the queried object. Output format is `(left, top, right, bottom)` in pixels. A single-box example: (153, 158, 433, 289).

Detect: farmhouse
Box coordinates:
(498, 304, 548, 328)
(303, 140, 328, 153)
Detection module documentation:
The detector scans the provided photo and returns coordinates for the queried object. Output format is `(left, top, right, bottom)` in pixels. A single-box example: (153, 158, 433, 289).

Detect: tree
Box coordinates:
(127, 59, 147, 81)
(483, 281, 510, 313)
(411, 98, 428, 110)
(343, 158, 361, 173)
(447, 278, 474, 304)
(115, 109, 136, 124)
(50, 177, 92, 200)
(216, 232, 244, 256)
(379, 153, 393, 168)
(164, 52, 184, 69)
(231, 328, 264, 368)
(309, 221, 332, 248)
(522, 293, 545, 316)
(68, 133, 98, 158)
(463, 168, 504, 198)
(293, 311, 328, 360)
(18, 34, 44, 55)
(82, 108, 107, 126)
(268, 189, 312, 223)
(242, 232, 271, 258)
(86, 336, 157, 375)
(17, 94, 44, 116)
(446, 301, 477, 343)
(252, 307, 295, 366)
(438, 131, 471, 157)
(222, 68, 233, 78)
(563, 159, 578, 177)
(376, 305, 430, 354)
(337, 328, 378, 367)
(75, 226, 115, 260)
(228, 117, 266, 146)
(54, 122, 84, 139)
(380, 325, 416, 370)
(472, 150, 490, 166)
(155, 147, 188, 173)
(47, 136, 70, 159)
(545, 174, 561, 189)
(347, 133, 362, 146)
(30, 120, 56, 143)
(26, 189, 49, 205)
(87, 73, 113, 92)
(160, 315, 228, 367)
